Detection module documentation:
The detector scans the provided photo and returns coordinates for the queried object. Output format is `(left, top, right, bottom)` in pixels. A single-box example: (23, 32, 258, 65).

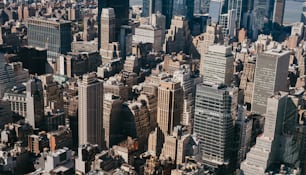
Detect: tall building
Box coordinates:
(163, 16, 192, 54)
(173, 68, 194, 127)
(172, 0, 194, 28)
(157, 79, 183, 135)
(241, 92, 300, 175)
(252, 49, 290, 115)
(122, 100, 150, 150)
(100, 8, 121, 63)
(194, 0, 210, 14)
(194, 83, 234, 174)
(78, 73, 104, 148)
(196, 24, 223, 65)
(133, 25, 163, 52)
(301, 3, 306, 25)
(98, 0, 129, 49)
(162, 0, 194, 29)
(142, 0, 162, 17)
(219, 9, 236, 38)
(160, 126, 195, 164)
(201, 45, 234, 86)
(250, 0, 270, 39)
(272, 0, 285, 26)
(100, 8, 115, 49)
(103, 93, 122, 148)
(27, 18, 72, 73)
(227, 0, 247, 29)
(162, 0, 174, 28)
(26, 77, 44, 129)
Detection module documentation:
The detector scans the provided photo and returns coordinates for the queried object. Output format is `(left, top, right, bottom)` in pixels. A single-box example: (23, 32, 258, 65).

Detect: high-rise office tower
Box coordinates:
(201, 45, 234, 86)
(196, 24, 224, 61)
(172, 0, 194, 27)
(103, 93, 122, 148)
(219, 9, 236, 38)
(227, 0, 247, 29)
(157, 79, 183, 135)
(252, 49, 290, 115)
(173, 68, 194, 127)
(78, 73, 104, 148)
(241, 92, 299, 175)
(272, 0, 285, 26)
(27, 17, 72, 73)
(301, 3, 306, 25)
(163, 16, 192, 54)
(98, 0, 129, 49)
(194, 83, 234, 174)
(162, 0, 194, 29)
(100, 8, 115, 49)
(122, 101, 150, 150)
(100, 8, 121, 63)
(133, 24, 163, 52)
(162, 0, 174, 28)
(250, 0, 270, 39)
(26, 77, 44, 129)
(194, 0, 210, 14)
(142, 0, 163, 17)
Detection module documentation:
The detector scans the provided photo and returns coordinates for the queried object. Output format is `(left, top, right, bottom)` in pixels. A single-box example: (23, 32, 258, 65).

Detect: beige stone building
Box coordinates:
(78, 73, 104, 148)
(157, 79, 183, 135)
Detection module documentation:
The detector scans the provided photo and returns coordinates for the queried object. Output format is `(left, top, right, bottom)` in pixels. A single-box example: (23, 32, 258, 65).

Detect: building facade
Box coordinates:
(194, 83, 234, 174)
(78, 73, 104, 148)
(252, 49, 290, 115)
(27, 18, 72, 66)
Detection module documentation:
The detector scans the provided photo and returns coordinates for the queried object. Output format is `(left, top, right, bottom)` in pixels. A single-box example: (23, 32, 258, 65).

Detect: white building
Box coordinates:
(201, 45, 234, 86)
(44, 147, 74, 172)
(133, 25, 163, 52)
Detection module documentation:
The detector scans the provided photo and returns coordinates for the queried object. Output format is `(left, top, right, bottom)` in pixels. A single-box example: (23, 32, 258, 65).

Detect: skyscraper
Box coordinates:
(26, 77, 44, 129)
(219, 9, 236, 38)
(194, 83, 234, 174)
(78, 73, 104, 148)
(100, 8, 121, 63)
(162, 0, 174, 28)
(100, 8, 115, 49)
(98, 0, 129, 49)
(252, 49, 290, 115)
(201, 45, 234, 86)
(27, 17, 72, 72)
(227, 0, 247, 29)
(172, 0, 194, 27)
(142, 0, 163, 17)
(103, 93, 122, 148)
(194, 0, 211, 15)
(241, 92, 299, 175)
(272, 0, 285, 26)
(162, 0, 194, 28)
(163, 16, 192, 54)
(157, 79, 183, 135)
